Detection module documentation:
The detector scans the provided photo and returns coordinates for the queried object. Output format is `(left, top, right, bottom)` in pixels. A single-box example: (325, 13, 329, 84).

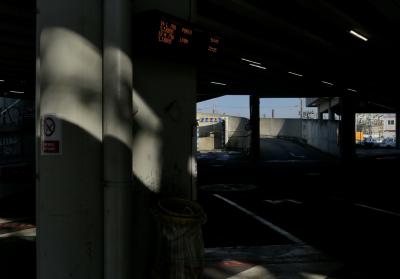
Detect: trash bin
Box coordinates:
(152, 197, 206, 279)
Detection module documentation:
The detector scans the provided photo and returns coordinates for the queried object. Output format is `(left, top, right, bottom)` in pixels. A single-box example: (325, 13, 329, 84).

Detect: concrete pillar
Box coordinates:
(396, 111, 400, 149)
(129, 2, 196, 278)
(37, 1, 103, 278)
(339, 96, 356, 161)
(250, 94, 260, 160)
(103, 0, 133, 278)
(130, 54, 197, 277)
(328, 98, 334, 120)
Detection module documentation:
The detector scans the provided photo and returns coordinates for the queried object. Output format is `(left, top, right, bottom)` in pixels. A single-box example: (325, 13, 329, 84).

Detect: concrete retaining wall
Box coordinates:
(302, 120, 340, 156)
(226, 115, 250, 152)
(260, 118, 340, 156)
(196, 115, 340, 156)
(197, 113, 250, 151)
(260, 118, 302, 138)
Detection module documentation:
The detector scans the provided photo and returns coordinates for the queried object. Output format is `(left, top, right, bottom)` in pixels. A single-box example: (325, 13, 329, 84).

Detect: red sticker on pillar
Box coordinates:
(41, 114, 62, 155)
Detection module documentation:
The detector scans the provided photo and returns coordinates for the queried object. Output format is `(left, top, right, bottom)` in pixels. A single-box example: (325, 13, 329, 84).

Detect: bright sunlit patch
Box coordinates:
(349, 30, 368, 42)
(0, 228, 36, 239)
(0, 218, 11, 224)
(187, 156, 197, 178)
(300, 272, 328, 279)
(0, 79, 4, 82)
(132, 131, 162, 193)
(227, 265, 277, 279)
(131, 89, 163, 193)
(9, 90, 24, 94)
(132, 90, 162, 132)
(346, 88, 358, 93)
(41, 27, 103, 141)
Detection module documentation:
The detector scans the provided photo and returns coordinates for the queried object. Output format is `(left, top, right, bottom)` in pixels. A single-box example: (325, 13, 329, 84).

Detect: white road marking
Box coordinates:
(214, 194, 305, 244)
(289, 152, 306, 159)
(300, 272, 327, 279)
(265, 199, 303, 205)
(355, 203, 400, 217)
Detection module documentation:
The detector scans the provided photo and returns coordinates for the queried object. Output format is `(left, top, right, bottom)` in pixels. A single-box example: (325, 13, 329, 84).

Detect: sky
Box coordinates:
(197, 96, 306, 119)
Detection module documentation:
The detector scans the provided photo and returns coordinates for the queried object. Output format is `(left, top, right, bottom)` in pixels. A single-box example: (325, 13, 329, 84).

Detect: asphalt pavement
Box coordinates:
(260, 137, 332, 162)
(197, 138, 400, 278)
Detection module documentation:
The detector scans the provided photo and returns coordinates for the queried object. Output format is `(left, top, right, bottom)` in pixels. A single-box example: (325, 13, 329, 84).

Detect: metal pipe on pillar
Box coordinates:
(103, 0, 133, 278)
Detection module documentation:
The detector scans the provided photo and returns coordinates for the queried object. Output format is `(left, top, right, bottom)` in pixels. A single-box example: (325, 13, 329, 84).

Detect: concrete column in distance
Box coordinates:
(339, 96, 356, 161)
(328, 98, 334, 121)
(396, 110, 400, 149)
(250, 94, 260, 160)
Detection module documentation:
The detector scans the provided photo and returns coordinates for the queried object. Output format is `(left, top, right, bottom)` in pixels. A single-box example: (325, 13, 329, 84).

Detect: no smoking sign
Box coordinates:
(41, 114, 62, 155)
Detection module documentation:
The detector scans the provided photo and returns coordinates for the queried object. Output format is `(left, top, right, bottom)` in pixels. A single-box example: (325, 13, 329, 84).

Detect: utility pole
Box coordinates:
(272, 109, 274, 118)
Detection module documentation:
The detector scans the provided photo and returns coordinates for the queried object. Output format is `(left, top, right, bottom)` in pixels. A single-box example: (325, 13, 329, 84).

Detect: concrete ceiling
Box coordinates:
(195, 0, 400, 108)
(1, 0, 399, 111)
(0, 0, 35, 99)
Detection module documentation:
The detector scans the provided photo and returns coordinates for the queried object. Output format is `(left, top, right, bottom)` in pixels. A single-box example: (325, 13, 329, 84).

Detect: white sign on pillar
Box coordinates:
(41, 114, 62, 155)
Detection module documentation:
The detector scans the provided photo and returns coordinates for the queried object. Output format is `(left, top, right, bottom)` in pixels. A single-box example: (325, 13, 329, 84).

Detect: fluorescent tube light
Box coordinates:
(210, 81, 227, 86)
(321, 80, 334, 86)
(288, 71, 303, 77)
(350, 30, 368, 42)
(249, 64, 267, 70)
(241, 58, 261, 65)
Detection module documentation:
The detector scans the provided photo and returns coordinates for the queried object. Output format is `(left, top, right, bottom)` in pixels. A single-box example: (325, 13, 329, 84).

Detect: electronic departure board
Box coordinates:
(207, 35, 221, 55)
(135, 10, 222, 59)
(158, 16, 194, 49)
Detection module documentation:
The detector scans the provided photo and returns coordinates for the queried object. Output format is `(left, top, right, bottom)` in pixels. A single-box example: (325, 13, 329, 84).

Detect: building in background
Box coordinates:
(356, 113, 384, 140)
(306, 97, 340, 120)
(196, 112, 250, 153)
(383, 114, 396, 139)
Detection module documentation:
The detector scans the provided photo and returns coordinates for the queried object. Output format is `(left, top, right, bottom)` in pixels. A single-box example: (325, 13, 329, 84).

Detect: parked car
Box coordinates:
(362, 136, 377, 148)
(379, 138, 396, 148)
